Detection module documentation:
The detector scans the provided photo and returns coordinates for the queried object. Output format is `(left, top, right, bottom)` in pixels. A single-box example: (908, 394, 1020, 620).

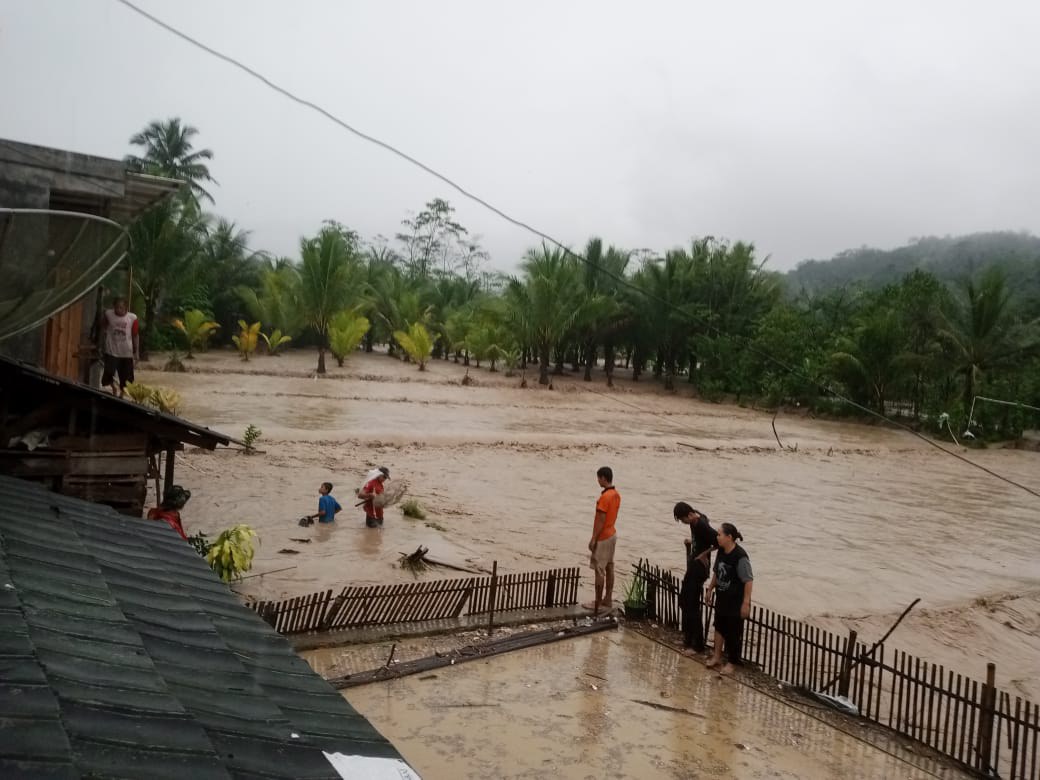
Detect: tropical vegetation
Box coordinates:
(114, 117, 1040, 442)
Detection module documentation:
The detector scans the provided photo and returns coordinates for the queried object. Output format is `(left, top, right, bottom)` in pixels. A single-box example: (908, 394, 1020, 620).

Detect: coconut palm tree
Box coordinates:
(830, 307, 918, 415)
(938, 267, 1038, 420)
(172, 309, 219, 358)
(126, 198, 208, 358)
(125, 118, 217, 204)
(507, 244, 581, 385)
(299, 226, 363, 373)
(394, 322, 434, 370)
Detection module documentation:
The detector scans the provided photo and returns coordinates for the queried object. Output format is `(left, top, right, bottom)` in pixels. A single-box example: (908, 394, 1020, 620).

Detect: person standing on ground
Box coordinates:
(674, 501, 718, 654)
(705, 523, 753, 676)
(357, 467, 390, 528)
(584, 466, 620, 615)
(99, 296, 139, 398)
(316, 482, 342, 524)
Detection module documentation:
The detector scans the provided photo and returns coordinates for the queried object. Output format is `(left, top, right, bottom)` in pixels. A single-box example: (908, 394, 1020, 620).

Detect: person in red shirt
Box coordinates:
(357, 467, 390, 527)
(585, 466, 620, 615)
(146, 485, 191, 541)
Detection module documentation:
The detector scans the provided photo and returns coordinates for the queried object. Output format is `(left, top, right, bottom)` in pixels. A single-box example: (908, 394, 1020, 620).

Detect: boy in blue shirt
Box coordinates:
(317, 482, 342, 524)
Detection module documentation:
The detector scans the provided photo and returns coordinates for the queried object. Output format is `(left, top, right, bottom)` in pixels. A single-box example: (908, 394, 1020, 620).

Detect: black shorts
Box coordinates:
(102, 355, 135, 387)
(365, 515, 383, 528)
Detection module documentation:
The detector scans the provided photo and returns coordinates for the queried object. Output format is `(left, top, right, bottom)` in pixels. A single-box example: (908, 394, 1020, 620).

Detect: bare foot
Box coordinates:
(581, 601, 599, 611)
(705, 658, 721, 669)
(719, 664, 736, 676)
(681, 648, 699, 658)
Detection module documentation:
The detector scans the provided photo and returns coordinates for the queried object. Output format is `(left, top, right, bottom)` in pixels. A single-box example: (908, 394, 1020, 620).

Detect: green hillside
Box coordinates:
(786, 232, 1040, 298)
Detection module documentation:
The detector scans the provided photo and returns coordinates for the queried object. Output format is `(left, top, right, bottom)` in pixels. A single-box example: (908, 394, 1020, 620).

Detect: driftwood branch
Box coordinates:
(771, 408, 785, 450)
(820, 598, 921, 693)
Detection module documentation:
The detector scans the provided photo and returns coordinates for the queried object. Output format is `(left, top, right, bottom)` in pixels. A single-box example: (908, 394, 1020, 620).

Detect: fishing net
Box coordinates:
(0, 209, 128, 342)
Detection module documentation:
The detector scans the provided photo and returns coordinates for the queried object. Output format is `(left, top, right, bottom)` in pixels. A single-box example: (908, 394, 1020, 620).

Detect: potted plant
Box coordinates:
(622, 573, 649, 620)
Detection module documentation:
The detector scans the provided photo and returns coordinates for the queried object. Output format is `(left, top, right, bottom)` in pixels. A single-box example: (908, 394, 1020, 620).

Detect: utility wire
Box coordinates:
(112, 0, 1040, 501)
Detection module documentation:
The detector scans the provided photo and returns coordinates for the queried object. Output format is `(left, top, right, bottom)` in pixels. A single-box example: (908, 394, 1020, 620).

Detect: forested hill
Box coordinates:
(785, 232, 1040, 297)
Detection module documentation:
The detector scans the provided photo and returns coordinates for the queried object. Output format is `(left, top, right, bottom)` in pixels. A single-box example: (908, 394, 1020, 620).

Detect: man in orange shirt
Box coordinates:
(585, 466, 620, 615)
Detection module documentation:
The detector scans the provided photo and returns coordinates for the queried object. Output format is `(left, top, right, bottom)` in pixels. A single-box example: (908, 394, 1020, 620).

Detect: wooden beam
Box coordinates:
(332, 620, 617, 689)
(163, 446, 176, 496)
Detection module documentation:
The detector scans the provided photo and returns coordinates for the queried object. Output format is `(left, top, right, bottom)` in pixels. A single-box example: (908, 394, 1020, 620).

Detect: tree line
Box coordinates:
(121, 119, 1040, 440)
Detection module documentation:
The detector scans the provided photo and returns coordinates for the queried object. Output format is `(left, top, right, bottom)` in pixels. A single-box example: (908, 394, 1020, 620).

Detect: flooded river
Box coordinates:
(140, 350, 1040, 701)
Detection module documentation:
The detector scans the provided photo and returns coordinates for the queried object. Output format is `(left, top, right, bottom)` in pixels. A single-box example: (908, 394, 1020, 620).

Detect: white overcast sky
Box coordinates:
(2, 0, 1039, 272)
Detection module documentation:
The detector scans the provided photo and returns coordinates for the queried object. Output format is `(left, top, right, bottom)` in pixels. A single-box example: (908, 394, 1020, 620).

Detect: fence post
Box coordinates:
(545, 571, 557, 608)
(976, 662, 997, 773)
(838, 629, 858, 698)
(487, 560, 498, 635)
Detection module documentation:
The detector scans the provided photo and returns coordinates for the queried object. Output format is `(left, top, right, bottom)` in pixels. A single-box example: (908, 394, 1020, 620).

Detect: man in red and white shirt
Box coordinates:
(357, 467, 390, 528)
(99, 297, 139, 398)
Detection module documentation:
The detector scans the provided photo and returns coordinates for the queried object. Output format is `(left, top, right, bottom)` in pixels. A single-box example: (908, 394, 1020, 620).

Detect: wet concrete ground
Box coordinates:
(332, 629, 971, 779)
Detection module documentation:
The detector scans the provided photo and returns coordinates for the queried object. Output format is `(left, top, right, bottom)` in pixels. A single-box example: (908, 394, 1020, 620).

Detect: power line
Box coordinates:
(111, 0, 1040, 501)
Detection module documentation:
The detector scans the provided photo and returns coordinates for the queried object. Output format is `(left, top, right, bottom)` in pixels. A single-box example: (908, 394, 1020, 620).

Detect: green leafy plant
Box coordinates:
(393, 321, 434, 370)
(329, 310, 370, 366)
(124, 381, 154, 404)
(232, 320, 261, 360)
(206, 524, 259, 582)
(172, 308, 219, 358)
(622, 573, 647, 607)
(150, 387, 182, 415)
(260, 328, 293, 356)
(400, 499, 426, 520)
(243, 424, 262, 450)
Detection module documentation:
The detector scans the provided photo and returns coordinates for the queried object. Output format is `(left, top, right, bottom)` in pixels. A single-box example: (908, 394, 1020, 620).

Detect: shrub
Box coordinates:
(401, 499, 426, 520)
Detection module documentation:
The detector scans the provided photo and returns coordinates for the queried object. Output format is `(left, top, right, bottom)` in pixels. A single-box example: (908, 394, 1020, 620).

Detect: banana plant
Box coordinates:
(260, 328, 293, 356)
(172, 308, 219, 358)
(232, 320, 261, 361)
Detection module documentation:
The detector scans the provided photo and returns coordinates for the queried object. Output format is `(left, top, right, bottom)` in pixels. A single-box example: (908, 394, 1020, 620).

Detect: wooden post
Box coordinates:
(546, 571, 557, 608)
(976, 662, 997, 773)
(487, 561, 498, 635)
(838, 629, 858, 698)
(163, 445, 176, 496)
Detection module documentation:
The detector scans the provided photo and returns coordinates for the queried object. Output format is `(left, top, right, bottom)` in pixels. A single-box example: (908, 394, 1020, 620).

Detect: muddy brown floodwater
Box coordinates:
(139, 350, 1040, 702)
(335, 629, 968, 779)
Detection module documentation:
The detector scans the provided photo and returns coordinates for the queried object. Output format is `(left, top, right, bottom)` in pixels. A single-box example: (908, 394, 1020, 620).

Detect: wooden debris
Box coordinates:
(630, 698, 706, 719)
(278, 548, 300, 555)
(399, 545, 430, 575)
(331, 620, 618, 689)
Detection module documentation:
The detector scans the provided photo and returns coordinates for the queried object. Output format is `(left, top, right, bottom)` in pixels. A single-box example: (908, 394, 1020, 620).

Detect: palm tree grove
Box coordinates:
(125, 118, 1040, 442)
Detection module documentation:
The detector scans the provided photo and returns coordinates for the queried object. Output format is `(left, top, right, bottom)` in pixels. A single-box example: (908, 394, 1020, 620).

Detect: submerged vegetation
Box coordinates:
(118, 117, 1040, 440)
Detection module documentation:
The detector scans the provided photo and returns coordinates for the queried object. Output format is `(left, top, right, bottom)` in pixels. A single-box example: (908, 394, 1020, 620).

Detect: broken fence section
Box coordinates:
(251, 565, 581, 635)
(634, 559, 1039, 780)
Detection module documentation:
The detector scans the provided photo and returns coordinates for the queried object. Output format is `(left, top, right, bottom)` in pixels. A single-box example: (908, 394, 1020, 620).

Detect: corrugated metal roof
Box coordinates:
(0, 475, 403, 779)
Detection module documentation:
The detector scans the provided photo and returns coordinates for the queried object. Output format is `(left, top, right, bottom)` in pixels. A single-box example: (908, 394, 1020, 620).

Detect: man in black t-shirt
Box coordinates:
(674, 501, 718, 653)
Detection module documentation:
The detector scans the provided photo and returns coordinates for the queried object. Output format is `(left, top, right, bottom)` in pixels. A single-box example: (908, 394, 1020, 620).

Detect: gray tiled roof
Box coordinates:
(0, 475, 401, 779)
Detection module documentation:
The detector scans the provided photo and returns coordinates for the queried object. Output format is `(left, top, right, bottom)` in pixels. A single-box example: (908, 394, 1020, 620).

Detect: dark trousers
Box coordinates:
(680, 572, 707, 650)
(714, 613, 745, 665)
